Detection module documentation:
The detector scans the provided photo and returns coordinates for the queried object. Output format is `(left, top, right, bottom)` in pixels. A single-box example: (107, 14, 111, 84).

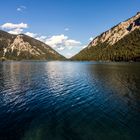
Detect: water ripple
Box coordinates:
(0, 61, 140, 140)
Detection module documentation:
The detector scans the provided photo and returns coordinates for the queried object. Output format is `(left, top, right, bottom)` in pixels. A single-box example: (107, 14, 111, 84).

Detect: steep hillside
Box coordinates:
(0, 30, 65, 60)
(72, 12, 140, 61)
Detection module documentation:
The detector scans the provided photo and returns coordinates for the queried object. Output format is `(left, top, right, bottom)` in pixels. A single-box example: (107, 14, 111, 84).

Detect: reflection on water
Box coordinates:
(0, 61, 140, 140)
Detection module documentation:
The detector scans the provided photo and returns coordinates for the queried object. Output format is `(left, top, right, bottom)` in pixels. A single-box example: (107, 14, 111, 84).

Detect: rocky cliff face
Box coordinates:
(72, 12, 140, 61)
(89, 12, 140, 48)
(5, 35, 46, 57)
(0, 31, 65, 60)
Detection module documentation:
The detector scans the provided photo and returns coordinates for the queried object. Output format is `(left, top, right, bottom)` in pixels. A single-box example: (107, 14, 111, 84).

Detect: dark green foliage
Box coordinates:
(71, 29, 140, 61)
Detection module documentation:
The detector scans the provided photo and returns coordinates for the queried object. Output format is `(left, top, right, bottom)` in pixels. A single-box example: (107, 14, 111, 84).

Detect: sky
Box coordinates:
(0, 0, 140, 58)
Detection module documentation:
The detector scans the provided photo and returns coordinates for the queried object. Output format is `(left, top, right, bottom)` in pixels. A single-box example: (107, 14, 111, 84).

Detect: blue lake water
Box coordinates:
(0, 61, 140, 140)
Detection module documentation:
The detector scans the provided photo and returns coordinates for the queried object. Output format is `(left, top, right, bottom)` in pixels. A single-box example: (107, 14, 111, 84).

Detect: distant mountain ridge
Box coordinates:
(0, 30, 65, 60)
(1, 12, 140, 61)
(71, 12, 140, 61)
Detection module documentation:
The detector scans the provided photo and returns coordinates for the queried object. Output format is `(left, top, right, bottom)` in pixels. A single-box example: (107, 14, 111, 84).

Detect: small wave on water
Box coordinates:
(0, 61, 140, 140)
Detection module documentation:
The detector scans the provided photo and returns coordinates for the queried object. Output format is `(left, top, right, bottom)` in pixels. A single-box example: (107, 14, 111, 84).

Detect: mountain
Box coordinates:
(0, 30, 65, 60)
(71, 12, 140, 61)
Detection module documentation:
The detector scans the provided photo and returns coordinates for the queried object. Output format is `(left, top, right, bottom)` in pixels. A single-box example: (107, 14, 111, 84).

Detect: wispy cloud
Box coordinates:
(25, 32, 37, 38)
(64, 28, 69, 31)
(17, 6, 26, 12)
(57, 47, 65, 51)
(8, 28, 24, 34)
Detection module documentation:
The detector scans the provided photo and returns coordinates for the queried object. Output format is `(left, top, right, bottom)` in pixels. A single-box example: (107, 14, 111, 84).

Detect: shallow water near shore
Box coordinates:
(0, 61, 140, 140)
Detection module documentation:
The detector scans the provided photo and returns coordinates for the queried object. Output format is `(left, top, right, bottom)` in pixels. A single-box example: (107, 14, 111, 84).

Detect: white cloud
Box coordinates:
(17, 6, 26, 12)
(23, 33, 81, 52)
(34, 34, 82, 57)
(1, 23, 28, 29)
(25, 32, 37, 38)
(1, 22, 80, 51)
(66, 53, 73, 58)
(65, 39, 81, 47)
(45, 34, 68, 48)
(35, 36, 47, 42)
(44, 34, 81, 50)
(0, 22, 28, 35)
(8, 28, 23, 34)
(89, 37, 93, 41)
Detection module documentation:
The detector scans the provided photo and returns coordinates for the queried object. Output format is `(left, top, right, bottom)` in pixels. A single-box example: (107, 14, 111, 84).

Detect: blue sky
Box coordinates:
(0, 0, 140, 58)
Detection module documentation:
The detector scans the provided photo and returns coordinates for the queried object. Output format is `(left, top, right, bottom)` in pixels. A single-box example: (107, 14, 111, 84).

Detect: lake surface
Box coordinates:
(0, 61, 140, 140)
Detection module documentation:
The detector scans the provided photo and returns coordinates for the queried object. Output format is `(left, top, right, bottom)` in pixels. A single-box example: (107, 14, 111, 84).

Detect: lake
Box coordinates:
(0, 61, 140, 140)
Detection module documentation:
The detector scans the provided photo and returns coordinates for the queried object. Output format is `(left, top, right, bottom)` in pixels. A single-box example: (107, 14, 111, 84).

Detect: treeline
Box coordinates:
(71, 29, 140, 61)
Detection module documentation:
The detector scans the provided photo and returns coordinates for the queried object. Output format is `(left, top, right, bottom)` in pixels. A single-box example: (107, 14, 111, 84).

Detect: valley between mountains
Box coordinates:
(0, 12, 140, 61)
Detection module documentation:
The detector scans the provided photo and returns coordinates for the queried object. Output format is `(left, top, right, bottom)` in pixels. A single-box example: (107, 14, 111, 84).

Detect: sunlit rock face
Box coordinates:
(5, 35, 44, 57)
(0, 31, 65, 60)
(72, 13, 140, 61)
(89, 12, 140, 48)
